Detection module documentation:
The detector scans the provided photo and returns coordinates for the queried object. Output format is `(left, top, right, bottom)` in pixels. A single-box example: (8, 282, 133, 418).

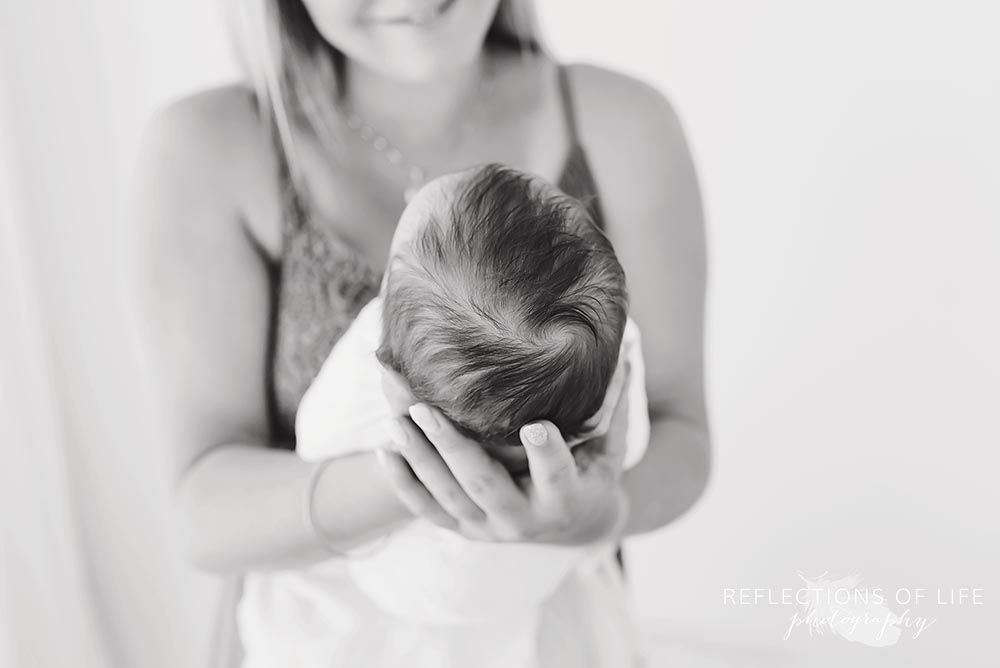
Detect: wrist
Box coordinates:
(605, 485, 631, 542)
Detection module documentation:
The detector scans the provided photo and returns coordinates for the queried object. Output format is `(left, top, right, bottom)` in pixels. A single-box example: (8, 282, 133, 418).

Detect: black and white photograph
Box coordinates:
(1, 1, 997, 667)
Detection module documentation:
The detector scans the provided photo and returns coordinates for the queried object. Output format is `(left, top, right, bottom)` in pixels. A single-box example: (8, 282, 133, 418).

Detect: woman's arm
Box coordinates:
(571, 65, 712, 535)
(126, 89, 411, 574)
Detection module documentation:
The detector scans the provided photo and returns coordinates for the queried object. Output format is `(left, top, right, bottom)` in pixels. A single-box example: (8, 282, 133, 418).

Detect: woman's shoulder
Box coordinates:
(562, 63, 685, 151)
(558, 63, 703, 246)
(136, 83, 283, 257)
(142, 83, 266, 169)
(562, 64, 694, 200)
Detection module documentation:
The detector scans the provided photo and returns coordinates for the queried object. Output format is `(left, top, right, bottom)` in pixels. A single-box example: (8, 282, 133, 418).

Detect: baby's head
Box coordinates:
(377, 164, 628, 452)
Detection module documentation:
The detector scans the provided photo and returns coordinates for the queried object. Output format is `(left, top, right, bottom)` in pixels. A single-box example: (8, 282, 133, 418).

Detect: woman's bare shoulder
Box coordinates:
(564, 64, 685, 154)
(136, 83, 282, 258)
(562, 64, 699, 234)
(142, 84, 266, 174)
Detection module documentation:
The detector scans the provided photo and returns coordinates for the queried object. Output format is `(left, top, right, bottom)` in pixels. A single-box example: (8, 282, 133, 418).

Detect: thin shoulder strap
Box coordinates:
(556, 65, 581, 145)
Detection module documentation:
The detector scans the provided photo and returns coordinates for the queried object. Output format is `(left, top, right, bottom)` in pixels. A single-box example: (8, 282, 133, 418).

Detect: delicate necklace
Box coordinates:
(338, 60, 496, 203)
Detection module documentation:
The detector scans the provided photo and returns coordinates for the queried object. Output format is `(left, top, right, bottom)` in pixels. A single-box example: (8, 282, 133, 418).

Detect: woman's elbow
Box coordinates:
(670, 415, 711, 522)
(682, 430, 712, 515)
(173, 480, 242, 575)
(625, 416, 712, 534)
(654, 426, 710, 529)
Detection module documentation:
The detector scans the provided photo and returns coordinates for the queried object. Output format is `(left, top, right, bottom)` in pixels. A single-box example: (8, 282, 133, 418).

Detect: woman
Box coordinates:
(129, 0, 710, 664)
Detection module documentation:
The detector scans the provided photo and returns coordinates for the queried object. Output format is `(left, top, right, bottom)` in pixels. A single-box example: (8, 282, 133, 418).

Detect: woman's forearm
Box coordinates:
(176, 443, 412, 574)
(621, 415, 711, 536)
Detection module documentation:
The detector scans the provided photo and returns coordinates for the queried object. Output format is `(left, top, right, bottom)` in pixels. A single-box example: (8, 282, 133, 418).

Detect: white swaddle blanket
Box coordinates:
(238, 296, 649, 667)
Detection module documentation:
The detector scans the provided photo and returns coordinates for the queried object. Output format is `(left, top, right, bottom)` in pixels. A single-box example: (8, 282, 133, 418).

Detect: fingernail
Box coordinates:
(521, 423, 548, 447)
(385, 419, 409, 447)
(408, 404, 439, 433)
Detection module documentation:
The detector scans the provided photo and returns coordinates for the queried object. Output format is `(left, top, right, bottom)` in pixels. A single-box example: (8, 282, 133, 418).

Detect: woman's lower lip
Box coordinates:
(368, 0, 456, 27)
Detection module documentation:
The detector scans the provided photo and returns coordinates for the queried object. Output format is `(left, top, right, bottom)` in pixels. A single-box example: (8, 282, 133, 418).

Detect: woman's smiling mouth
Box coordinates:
(368, 0, 458, 27)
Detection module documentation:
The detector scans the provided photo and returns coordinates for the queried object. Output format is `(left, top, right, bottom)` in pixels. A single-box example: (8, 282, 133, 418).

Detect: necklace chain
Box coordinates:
(338, 60, 496, 202)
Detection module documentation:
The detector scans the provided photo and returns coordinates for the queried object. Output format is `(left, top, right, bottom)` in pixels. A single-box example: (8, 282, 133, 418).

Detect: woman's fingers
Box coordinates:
(519, 421, 580, 503)
(385, 417, 486, 523)
(407, 404, 529, 519)
(375, 449, 458, 530)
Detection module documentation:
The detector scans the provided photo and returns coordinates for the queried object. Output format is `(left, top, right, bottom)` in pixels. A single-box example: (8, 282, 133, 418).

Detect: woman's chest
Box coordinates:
(286, 75, 570, 268)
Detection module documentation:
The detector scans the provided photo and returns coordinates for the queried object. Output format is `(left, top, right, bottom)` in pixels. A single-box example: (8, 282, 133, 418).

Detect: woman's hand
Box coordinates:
(375, 369, 631, 546)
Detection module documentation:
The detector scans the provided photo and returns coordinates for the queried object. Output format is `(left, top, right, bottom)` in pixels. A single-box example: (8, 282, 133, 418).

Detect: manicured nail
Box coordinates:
(521, 423, 548, 447)
(408, 404, 439, 433)
(385, 419, 408, 447)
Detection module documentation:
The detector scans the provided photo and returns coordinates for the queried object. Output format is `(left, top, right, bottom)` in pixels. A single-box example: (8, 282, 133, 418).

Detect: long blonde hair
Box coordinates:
(229, 0, 543, 188)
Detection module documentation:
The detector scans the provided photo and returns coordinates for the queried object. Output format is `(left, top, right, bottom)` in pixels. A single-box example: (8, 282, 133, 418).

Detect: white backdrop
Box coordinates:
(2, 2, 997, 667)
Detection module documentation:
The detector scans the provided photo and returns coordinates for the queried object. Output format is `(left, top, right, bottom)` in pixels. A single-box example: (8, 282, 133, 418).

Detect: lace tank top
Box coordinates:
(266, 66, 605, 445)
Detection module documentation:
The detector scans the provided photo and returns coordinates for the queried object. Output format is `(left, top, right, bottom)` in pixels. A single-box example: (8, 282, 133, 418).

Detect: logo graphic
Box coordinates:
(789, 571, 903, 646)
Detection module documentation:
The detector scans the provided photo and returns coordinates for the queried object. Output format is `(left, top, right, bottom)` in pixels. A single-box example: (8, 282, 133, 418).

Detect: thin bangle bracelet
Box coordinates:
(608, 486, 631, 542)
(303, 458, 391, 558)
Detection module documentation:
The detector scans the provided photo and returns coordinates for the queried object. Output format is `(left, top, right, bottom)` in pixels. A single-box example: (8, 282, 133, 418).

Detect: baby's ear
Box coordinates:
(379, 366, 416, 415)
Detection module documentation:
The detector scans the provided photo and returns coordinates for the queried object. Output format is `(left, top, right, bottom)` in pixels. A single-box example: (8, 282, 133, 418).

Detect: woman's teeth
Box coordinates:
(375, 0, 452, 26)
(412, 5, 443, 23)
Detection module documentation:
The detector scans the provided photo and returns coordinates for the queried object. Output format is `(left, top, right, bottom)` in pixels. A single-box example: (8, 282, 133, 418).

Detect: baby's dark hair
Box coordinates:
(376, 164, 628, 446)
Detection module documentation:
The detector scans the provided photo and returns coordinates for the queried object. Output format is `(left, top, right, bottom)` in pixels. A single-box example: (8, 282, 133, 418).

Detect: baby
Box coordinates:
(376, 162, 633, 474)
(293, 164, 648, 633)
